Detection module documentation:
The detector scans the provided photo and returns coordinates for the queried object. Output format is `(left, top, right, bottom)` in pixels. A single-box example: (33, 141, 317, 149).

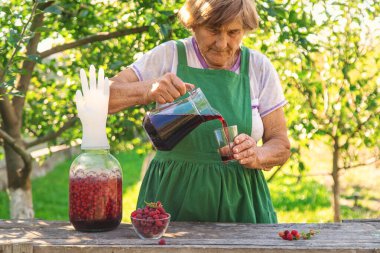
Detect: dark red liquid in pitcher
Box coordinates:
(143, 114, 227, 151)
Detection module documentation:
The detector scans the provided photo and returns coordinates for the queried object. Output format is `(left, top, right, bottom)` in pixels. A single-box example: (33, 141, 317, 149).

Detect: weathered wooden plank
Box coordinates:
(25, 238, 380, 249)
(0, 232, 378, 243)
(0, 243, 12, 253)
(12, 243, 33, 253)
(0, 243, 32, 253)
(0, 220, 379, 253)
(1, 229, 378, 243)
(0, 220, 69, 229)
(0, 221, 373, 232)
(0, 222, 378, 240)
(32, 245, 380, 253)
(2, 239, 380, 251)
(343, 219, 380, 223)
(1, 220, 378, 232)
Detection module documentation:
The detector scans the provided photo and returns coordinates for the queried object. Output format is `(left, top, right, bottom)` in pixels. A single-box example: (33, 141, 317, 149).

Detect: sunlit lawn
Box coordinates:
(0, 145, 379, 222)
(0, 150, 144, 222)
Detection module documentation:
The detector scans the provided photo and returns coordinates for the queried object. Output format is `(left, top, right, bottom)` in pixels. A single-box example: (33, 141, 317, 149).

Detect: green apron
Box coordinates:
(137, 40, 277, 223)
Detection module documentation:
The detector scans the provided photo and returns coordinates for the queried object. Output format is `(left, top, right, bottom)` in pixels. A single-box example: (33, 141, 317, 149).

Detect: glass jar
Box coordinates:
(69, 149, 122, 232)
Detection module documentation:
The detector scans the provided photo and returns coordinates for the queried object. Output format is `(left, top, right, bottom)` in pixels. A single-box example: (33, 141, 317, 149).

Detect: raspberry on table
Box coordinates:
(278, 228, 318, 241)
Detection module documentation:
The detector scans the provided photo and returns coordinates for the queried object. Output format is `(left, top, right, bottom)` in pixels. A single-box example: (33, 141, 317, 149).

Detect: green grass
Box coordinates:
(32, 159, 71, 220)
(267, 171, 380, 223)
(0, 191, 9, 218)
(0, 149, 378, 222)
(0, 150, 144, 221)
(268, 175, 333, 222)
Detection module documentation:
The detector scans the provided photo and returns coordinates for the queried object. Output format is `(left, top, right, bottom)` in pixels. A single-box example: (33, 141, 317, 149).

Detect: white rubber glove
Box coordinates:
(75, 65, 110, 150)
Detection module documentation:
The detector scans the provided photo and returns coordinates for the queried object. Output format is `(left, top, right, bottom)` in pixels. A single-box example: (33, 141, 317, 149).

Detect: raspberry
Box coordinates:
(155, 220, 163, 227)
(69, 176, 122, 231)
(158, 239, 166, 245)
(157, 207, 166, 214)
(131, 210, 138, 217)
(131, 201, 170, 239)
(279, 228, 319, 241)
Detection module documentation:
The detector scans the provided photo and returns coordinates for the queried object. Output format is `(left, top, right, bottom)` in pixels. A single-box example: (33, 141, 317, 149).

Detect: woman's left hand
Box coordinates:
(232, 134, 269, 170)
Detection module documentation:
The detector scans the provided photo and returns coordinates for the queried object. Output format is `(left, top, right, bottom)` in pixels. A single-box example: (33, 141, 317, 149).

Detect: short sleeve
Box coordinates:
(130, 41, 176, 81)
(257, 55, 287, 117)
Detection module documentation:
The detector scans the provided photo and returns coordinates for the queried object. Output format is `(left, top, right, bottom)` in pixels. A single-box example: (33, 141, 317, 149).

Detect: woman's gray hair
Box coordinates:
(178, 0, 259, 31)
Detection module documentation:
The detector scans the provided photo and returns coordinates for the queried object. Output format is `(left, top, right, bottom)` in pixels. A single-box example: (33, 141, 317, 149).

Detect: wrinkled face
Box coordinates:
(193, 18, 245, 69)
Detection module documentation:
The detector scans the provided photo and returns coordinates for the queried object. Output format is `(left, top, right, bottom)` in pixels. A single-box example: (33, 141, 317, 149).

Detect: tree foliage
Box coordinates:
(0, 0, 187, 218)
(1, 0, 188, 152)
(248, 0, 380, 221)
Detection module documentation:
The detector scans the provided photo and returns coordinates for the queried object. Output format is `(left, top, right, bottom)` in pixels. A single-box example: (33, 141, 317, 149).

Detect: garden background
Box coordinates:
(0, 0, 379, 223)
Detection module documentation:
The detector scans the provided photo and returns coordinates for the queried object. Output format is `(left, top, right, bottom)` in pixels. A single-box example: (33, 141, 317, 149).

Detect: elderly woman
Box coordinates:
(109, 0, 290, 223)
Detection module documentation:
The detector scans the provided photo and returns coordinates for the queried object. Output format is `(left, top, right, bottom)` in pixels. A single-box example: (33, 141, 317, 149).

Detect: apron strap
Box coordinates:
(175, 40, 188, 66)
(240, 46, 250, 76)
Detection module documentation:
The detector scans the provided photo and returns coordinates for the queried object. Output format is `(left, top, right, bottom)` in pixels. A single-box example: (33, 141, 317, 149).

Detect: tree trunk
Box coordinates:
(8, 186, 34, 219)
(0, 3, 48, 219)
(4, 136, 34, 219)
(332, 137, 341, 222)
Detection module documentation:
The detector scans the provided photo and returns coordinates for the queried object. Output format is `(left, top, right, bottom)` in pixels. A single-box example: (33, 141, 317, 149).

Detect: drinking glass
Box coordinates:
(214, 125, 238, 163)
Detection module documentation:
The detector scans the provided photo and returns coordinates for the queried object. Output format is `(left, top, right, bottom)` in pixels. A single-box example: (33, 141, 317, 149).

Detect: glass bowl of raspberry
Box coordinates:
(130, 201, 170, 239)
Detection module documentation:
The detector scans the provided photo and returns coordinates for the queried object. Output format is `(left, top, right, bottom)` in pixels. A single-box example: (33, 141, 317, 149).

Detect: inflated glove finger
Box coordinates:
(80, 69, 89, 97)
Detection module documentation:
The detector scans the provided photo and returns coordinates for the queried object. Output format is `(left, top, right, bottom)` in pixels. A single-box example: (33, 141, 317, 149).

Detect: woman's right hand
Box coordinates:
(146, 73, 195, 104)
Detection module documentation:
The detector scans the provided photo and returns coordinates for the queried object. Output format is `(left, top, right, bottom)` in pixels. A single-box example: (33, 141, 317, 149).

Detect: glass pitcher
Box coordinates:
(142, 88, 225, 151)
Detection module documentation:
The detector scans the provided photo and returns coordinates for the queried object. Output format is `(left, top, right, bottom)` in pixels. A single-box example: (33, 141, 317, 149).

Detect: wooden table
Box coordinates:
(0, 219, 379, 253)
